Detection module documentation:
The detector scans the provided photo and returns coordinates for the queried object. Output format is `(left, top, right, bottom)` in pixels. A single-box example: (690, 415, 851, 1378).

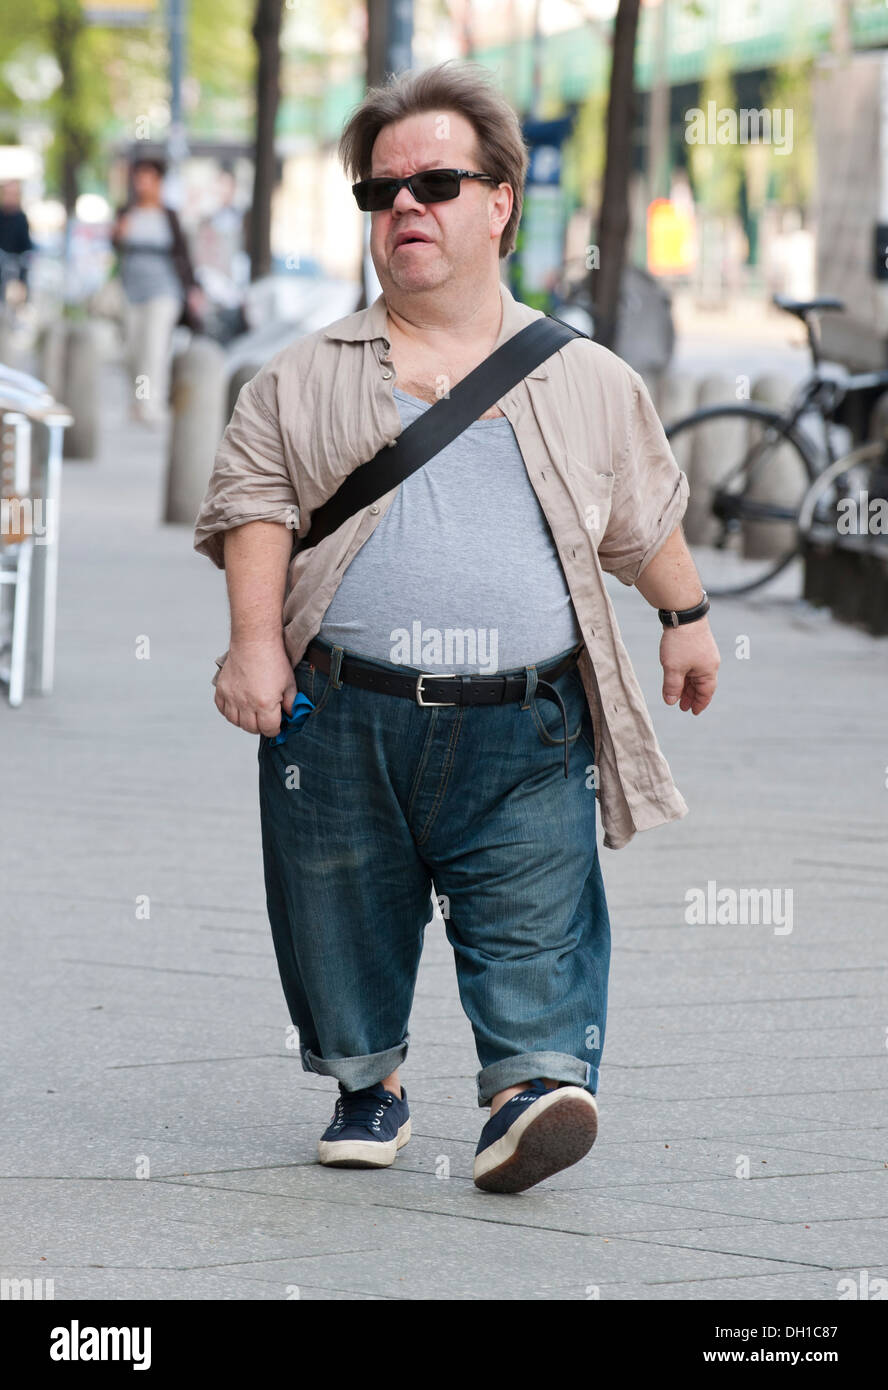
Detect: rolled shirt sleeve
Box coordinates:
(193, 368, 300, 569)
(597, 367, 689, 586)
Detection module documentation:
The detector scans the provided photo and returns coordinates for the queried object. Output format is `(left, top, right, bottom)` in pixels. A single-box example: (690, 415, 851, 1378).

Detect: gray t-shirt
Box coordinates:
(119, 207, 183, 304)
(317, 386, 582, 674)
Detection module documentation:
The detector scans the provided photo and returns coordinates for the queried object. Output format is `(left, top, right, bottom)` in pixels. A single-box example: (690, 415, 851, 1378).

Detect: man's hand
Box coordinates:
(659, 618, 720, 714)
(216, 521, 295, 734)
(633, 524, 720, 714)
(214, 637, 298, 737)
(187, 285, 207, 319)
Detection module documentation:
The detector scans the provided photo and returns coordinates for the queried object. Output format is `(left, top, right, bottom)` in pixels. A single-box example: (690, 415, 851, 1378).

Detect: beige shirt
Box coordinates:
(194, 279, 690, 849)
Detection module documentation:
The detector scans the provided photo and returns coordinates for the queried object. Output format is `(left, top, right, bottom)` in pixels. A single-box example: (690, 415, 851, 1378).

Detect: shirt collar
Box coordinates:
(322, 278, 551, 379)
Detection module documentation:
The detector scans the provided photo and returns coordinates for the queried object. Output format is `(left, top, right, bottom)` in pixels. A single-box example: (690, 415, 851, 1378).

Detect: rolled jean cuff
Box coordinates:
(476, 1052, 595, 1108)
(300, 1037, 409, 1092)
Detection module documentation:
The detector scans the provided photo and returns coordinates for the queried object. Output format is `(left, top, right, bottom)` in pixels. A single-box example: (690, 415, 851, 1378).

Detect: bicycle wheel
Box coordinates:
(797, 439, 888, 537)
(665, 402, 819, 597)
(796, 440, 888, 627)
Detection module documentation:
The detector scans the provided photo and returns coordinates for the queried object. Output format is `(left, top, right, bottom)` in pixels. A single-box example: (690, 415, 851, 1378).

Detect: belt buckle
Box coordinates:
(415, 672, 459, 707)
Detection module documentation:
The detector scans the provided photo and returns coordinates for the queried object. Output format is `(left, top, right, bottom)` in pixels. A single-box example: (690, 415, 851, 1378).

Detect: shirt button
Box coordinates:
(369, 503, 380, 514)
(381, 368, 393, 379)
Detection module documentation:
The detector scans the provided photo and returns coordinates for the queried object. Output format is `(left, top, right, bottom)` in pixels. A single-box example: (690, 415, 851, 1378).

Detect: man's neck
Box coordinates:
(385, 281, 503, 354)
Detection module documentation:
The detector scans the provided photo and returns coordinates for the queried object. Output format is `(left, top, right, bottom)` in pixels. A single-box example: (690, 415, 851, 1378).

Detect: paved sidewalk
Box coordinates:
(1, 363, 886, 1301)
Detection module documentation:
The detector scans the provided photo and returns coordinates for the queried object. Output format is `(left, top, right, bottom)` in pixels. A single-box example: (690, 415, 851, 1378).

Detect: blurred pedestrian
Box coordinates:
(111, 157, 205, 425)
(197, 167, 248, 285)
(0, 181, 35, 298)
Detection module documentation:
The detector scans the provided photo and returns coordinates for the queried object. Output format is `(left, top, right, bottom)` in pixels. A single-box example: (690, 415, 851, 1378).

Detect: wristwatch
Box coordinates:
(658, 590, 710, 628)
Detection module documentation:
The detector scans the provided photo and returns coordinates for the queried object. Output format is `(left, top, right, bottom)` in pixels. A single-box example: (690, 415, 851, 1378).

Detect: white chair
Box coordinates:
(0, 410, 34, 705)
(0, 378, 71, 704)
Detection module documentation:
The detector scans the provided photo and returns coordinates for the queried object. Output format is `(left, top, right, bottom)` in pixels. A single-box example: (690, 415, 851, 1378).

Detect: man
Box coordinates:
(194, 60, 720, 1194)
(0, 181, 35, 295)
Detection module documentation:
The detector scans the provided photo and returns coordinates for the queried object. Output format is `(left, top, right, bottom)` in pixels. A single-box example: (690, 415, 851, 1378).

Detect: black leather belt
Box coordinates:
(304, 640, 584, 778)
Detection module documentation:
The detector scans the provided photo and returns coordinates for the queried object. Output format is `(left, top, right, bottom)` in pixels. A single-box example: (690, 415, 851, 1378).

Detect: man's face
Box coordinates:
(367, 110, 511, 297)
(1, 183, 21, 212)
(132, 165, 161, 201)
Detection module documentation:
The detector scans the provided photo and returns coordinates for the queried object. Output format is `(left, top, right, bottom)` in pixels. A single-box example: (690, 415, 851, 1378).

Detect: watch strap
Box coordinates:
(658, 591, 710, 627)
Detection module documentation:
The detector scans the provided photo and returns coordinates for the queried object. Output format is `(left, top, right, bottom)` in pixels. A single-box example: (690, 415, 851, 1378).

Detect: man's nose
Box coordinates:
(391, 182, 425, 214)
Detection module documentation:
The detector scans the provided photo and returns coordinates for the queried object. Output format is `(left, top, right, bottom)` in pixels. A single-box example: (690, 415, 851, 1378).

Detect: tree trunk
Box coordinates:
(48, 0, 87, 221)
(586, 0, 640, 350)
(249, 0, 283, 282)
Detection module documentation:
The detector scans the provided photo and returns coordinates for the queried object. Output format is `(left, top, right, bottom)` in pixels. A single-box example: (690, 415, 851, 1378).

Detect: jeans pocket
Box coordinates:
(529, 667, 586, 747)
(258, 660, 332, 758)
(302, 662, 334, 720)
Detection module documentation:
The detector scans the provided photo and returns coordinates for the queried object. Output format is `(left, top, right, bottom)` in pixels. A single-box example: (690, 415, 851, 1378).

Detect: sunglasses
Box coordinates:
(352, 168, 498, 212)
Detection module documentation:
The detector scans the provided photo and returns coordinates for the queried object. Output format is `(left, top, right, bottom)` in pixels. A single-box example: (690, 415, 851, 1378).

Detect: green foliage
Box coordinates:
(561, 84, 607, 214)
(760, 55, 814, 212)
(687, 49, 743, 216)
(0, 0, 256, 200)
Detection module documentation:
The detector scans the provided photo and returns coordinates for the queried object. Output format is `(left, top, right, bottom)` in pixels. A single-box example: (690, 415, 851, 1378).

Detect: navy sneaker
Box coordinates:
(318, 1082, 410, 1168)
(474, 1079, 598, 1193)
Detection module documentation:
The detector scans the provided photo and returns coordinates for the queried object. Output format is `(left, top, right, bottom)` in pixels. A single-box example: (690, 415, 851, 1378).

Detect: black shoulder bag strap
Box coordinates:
(299, 313, 588, 551)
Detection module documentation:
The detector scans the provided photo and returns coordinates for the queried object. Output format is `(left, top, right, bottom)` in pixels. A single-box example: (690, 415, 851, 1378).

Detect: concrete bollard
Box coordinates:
(36, 319, 99, 459)
(226, 362, 262, 424)
(165, 336, 227, 524)
(868, 390, 888, 441)
(61, 321, 99, 459)
(38, 320, 68, 402)
(866, 543, 888, 635)
(683, 375, 745, 546)
(657, 371, 698, 517)
(802, 531, 834, 609)
(830, 535, 870, 627)
(656, 370, 697, 429)
(743, 374, 805, 560)
(0, 318, 25, 372)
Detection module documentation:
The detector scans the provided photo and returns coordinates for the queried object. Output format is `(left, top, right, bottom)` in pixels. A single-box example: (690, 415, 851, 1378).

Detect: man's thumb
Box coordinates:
(662, 666, 684, 705)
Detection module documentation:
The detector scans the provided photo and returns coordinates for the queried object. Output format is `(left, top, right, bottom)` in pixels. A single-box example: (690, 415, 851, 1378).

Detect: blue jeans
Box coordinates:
(258, 639, 610, 1107)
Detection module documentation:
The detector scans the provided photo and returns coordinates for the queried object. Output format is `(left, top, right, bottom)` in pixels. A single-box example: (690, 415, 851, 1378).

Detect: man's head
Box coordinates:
(1, 182, 22, 212)
(339, 61, 527, 300)
(130, 157, 166, 202)
(217, 168, 236, 206)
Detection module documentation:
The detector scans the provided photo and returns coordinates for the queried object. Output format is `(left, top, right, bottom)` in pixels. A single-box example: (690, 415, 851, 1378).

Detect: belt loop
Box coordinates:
(521, 664, 538, 709)
(329, 645, 345, 689)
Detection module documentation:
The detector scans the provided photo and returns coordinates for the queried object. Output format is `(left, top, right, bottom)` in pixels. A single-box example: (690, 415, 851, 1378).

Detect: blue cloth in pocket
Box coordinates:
(270, 691, 316, 746)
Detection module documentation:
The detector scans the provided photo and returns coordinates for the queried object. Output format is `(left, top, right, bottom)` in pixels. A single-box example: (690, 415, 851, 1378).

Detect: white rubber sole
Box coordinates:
(318, 1117, 411, 1168)
(473, 1087, 598, 1193)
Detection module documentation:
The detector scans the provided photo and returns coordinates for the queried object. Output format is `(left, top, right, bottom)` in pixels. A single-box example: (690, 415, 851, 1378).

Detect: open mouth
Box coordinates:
(395, 237, 432, 249)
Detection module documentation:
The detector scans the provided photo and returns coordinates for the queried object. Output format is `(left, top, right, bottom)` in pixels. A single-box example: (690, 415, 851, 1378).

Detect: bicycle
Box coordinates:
(663, 294, 888, 596)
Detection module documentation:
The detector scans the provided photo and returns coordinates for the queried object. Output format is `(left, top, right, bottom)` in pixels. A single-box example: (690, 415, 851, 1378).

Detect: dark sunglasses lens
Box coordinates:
(355, 171, 464, 210)
(356, 180, 400, 211)
(411, 170, 460, 203)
